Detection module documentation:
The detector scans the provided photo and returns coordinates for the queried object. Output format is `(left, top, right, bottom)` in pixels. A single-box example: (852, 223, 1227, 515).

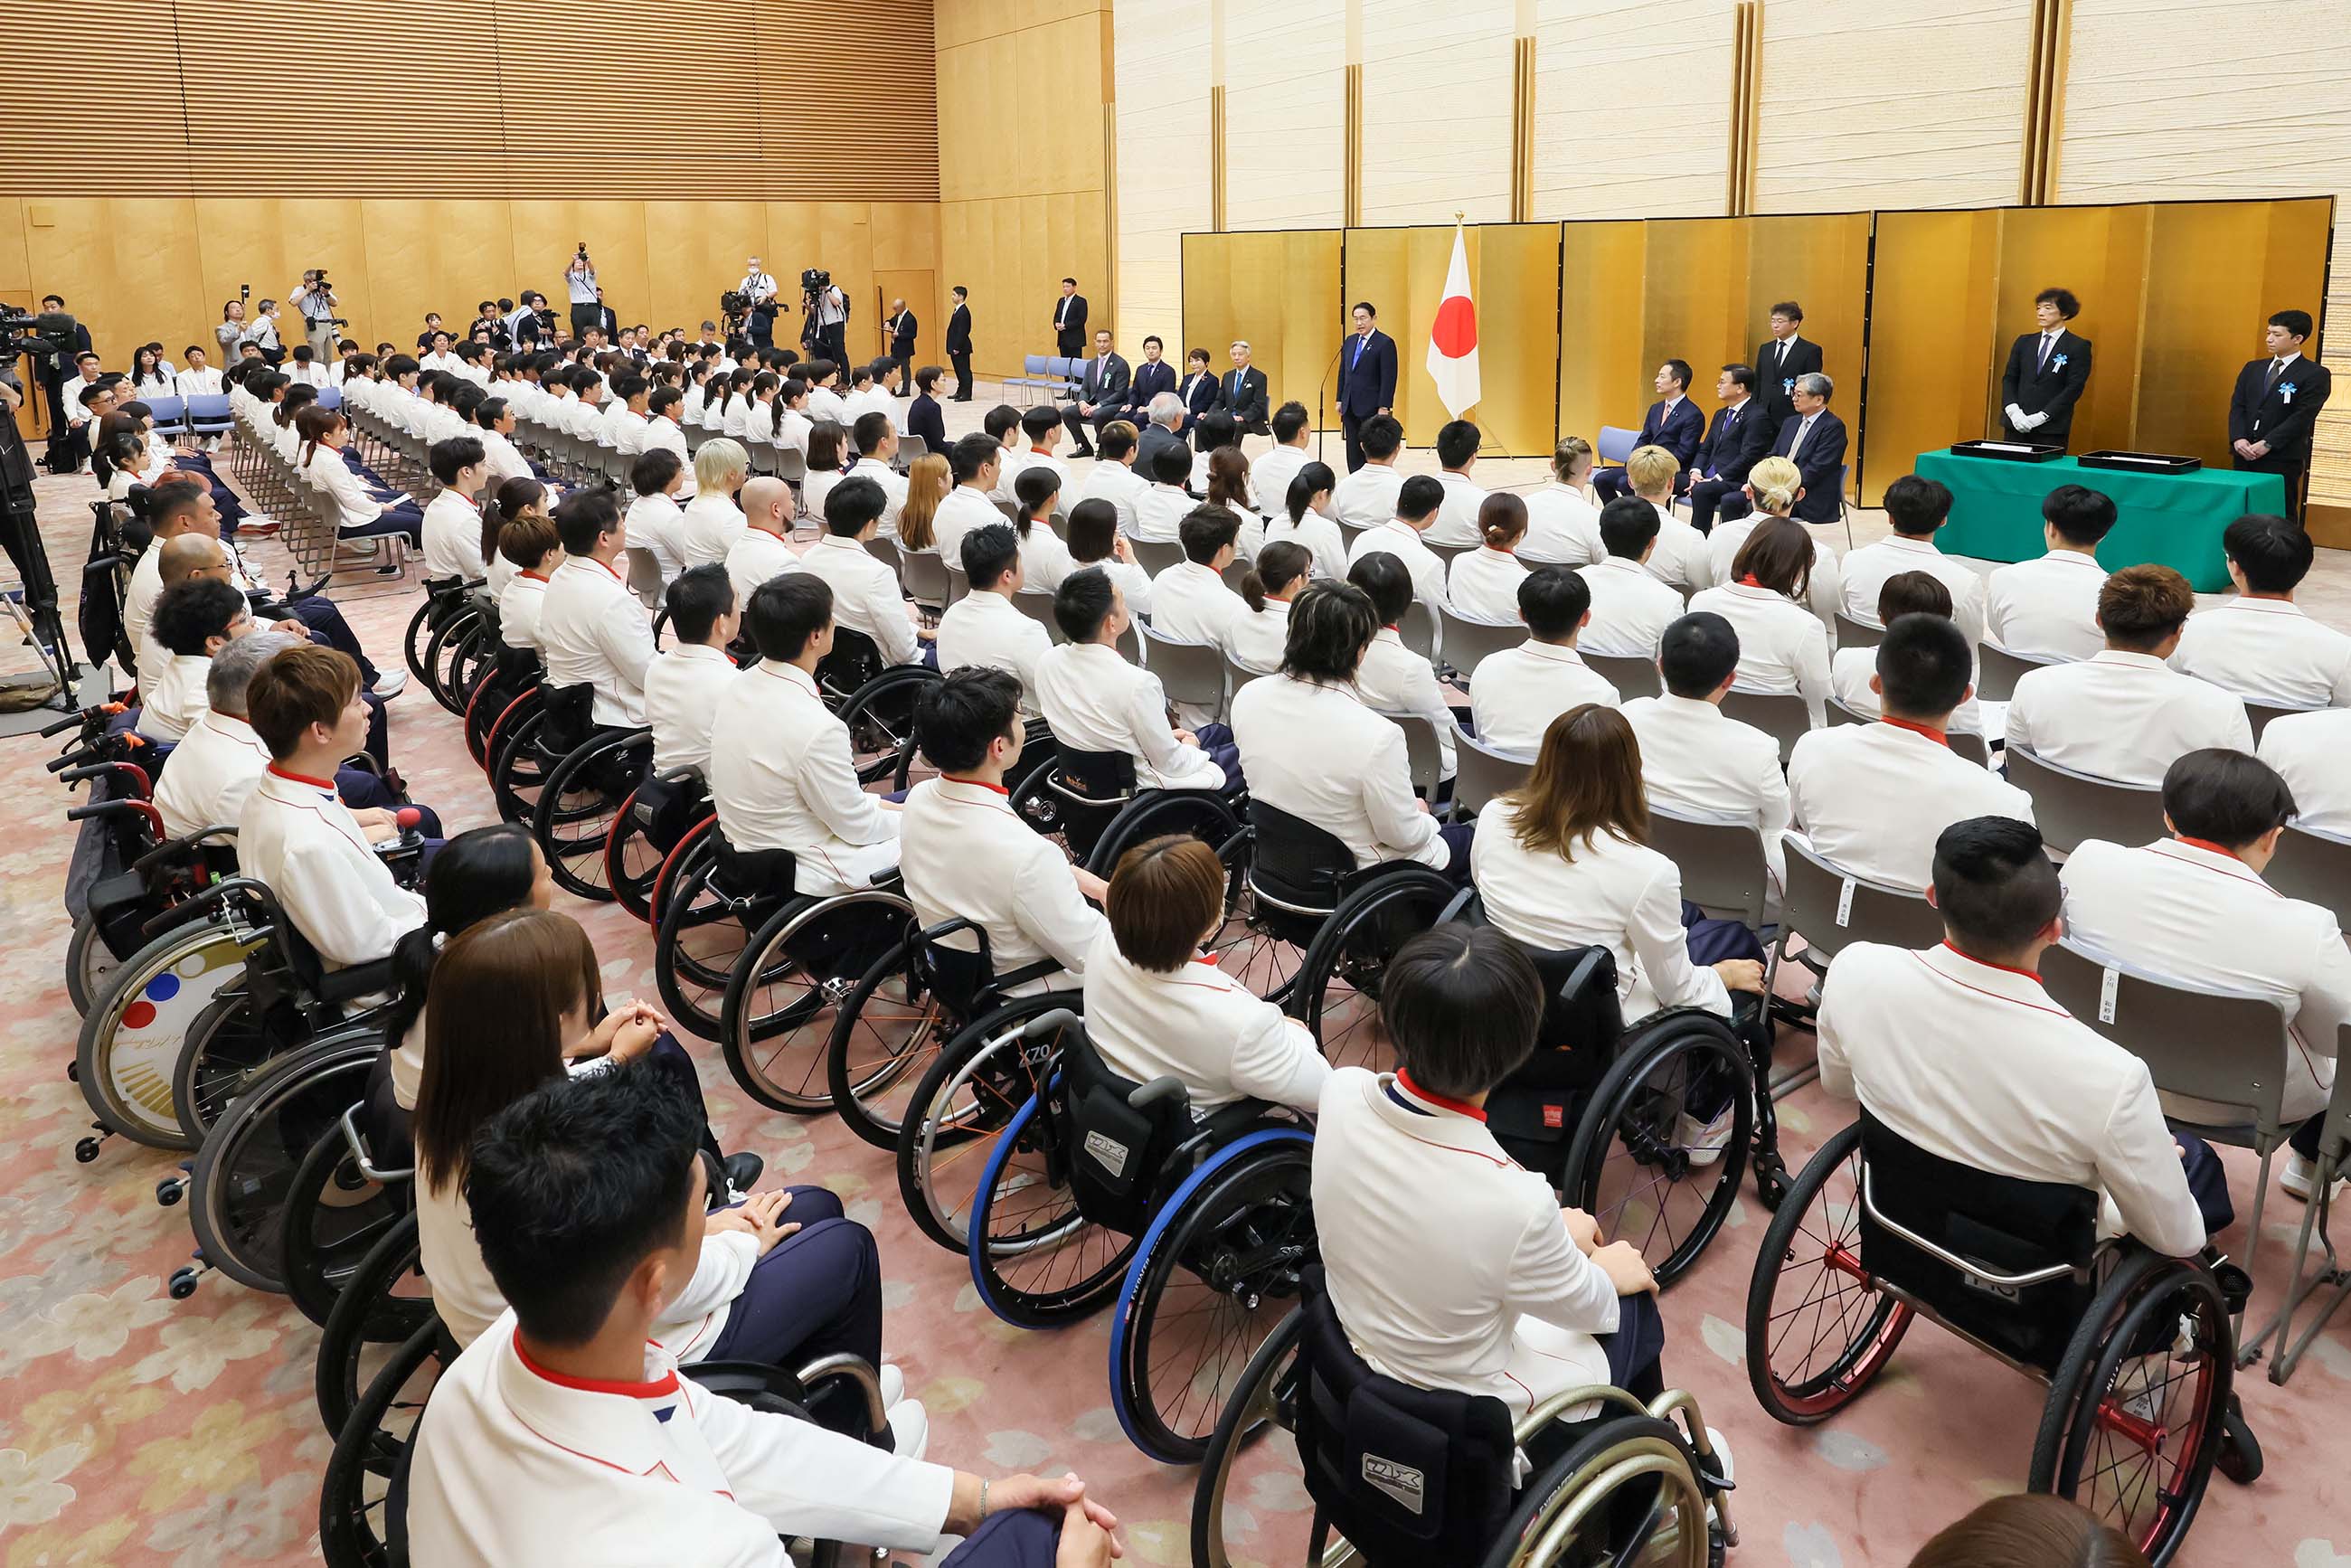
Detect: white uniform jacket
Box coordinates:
(1985, 549, 2108, 662)
(420, 489, 486, 581)
(936, 590, 1052, 716)
(1225, 598, 1291, 675)
(1330, 463, 1405, 529)
(1230, 675, 1446, 871)
(1837, 534, 1987, 647)
(722, 524, 801, 614)
(2006, 650, 2253, 787)
(678, 494, 748, 570)
(899, 777, 1106, 988)
(154, 710, 270, 840)
(1686, 581, 1831, 726)
(2259, 708, 2351, 836)
(1575, 556, 1685, 659)
(932, 485, 1003, 568)
(237, 765, 426, 967)
(539, 555, 656, 726)
(1786, 720, 2035, 893)
(1034, 640, 1228, 792)
(709, 660, 901, 896)
(1345, 520, 1450, 613)
(1449, 546, 1528, 626)
(137, 653, 211, 741)
(1425, 471, 1488, 547)
(1082, 936, 1329, 1113)
(1706, 520, 1841, 633)
(798, 534, 918, 666)
(1518, 485, 1604, 567)
(2170, 596, 2351, 710)
(306, 445, 399, 534)
(643, 643, 738, 775)
(1263, 512, 1349, 584)
(498, 571, 548, 651)
(1468, 641, 1619, 757)
(626, 492, 689, 584)
(1620, 693, 1791, 893)
(1073, 461, 1148, 535)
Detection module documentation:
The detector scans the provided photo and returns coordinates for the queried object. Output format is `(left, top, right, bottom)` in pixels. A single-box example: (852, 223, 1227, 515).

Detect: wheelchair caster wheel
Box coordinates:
(73, 1137, 100, 1164)
(2216, 1394, 2262, 1486)
(167, 1266, 200, 1300)
(156, 1176, 186, 1206)
(1751, 1154, 1789, 1212)
(65, 1061, 78, 1082)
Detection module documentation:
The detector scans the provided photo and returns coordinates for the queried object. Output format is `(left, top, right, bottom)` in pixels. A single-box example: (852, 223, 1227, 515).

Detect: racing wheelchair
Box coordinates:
(1194, 1264, 1734, 1566)
(1746, 1113, 2259, 1565)
(961, 1009, 1316, 1465)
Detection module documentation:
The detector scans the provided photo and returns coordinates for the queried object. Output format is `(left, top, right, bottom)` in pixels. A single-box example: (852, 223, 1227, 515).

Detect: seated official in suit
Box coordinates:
(1753, 301, 1821, 434)
(1335, 301, 1399, 473)
(2259, 707, 2351, 836)
(1176, 348, 1219, 433)
(1133, 394, 1190, 486)
(1521, 437, 1606, 566)
(1468, 565, 1619, 755)
(1060, 328, 1128, 458)
(1576, 498, 1687, 659)
(2058, 749, 2351, 1200)
(1704, 457, 1842, 632)
(2228, 309, 2332, 523)
(2006, 565, 2253, 785)
(1689, 516, 1831, 728)
(1831, 572, 1989, 740)
(1789, 615, 2035, 893)
(1720, 373, 1846, 527)
(1817, 817, 2218, 1261)
(1119, 335, 1178, 426)
(1039, 566, 1237, 792)
(1684, 364, 1776, 534)
(1623, 611, 1792, 898)
(2170, 513, 2351, 710)
(1446, 492, 1533, 624)
(1330, 414, 1407, 530)
(1346, 553, 1460, 781)
(1839, 475, 1986, 646)
(1345, 472, 1452, 612)
(1217, 341, 1270, 436)
(1425, 420, 1488, 547)
(1593, 360, 1704, 503)
(1986, 484, 2115, 662)
(2000, 288, 2093, 449)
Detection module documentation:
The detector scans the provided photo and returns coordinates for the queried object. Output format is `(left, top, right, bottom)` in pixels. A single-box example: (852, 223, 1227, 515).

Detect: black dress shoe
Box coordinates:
(722, 1151, 765, 1196)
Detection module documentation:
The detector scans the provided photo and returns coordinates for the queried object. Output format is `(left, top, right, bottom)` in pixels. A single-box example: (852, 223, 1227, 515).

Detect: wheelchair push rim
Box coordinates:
(720, 889, 915, 1113)
(532, 732, 651, 902)
(653, 836, 767, 1042)
(826, 933, 958, 1151)
(280, 1107, 411, 1329)
(77, 921, 267, 1150)
(967, 1091, 1139, 1328)
(317, 1319, 443, 1568)
(896, 1001, 1072, 1254)
(316, 1214, 436, 1441)
(1479, 1416, 1714, 1568)
(601, 783, 669, 924)
(1293, 868, 1459, 1072)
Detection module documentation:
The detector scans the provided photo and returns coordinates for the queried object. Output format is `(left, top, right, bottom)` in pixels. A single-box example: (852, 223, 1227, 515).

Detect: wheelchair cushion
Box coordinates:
(712, 836, 798, 902)
(538, 684, 598, 756)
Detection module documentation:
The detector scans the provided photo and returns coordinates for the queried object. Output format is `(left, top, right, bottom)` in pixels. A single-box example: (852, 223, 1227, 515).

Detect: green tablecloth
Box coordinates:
(1915, 450, 2286, 593)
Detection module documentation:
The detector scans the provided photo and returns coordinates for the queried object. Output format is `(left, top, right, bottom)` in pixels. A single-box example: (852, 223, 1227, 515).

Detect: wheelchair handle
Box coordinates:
(1857, 1167, 2081, 1289)
(41, 711, 90, 738)
(338, 1104, 415, 1184)
(1128, 1074, 1188, 1113)
(790, 1353, 891, 1440)
(1023, 1007, 1079, 1041)
(67, 798, 141, 824)
(55, 762, 119, 784)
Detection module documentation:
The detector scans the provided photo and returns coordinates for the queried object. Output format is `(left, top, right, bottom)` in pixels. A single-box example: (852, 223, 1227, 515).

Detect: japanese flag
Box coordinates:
(1426, 222, 1480, 419)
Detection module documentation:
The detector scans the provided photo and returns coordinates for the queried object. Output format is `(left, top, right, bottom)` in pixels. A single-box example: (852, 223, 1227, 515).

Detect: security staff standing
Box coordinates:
(945, 287, 974, 401)
(2228, 308, 2332, 524)
(884, 298, 918, 385)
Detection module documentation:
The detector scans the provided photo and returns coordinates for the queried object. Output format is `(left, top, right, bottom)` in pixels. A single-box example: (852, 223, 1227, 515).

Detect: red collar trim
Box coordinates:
(518, 569, 552, 582)
(1940, 942, 2045, 987)
(266, 763, 336, 790)
(1738, 573, 1761, 588)
(1029, 446, 1055, 456)
(1880, 716, 1948, 747)
(514, 1335, 680, 1400)
(1191, 954, 1223, 968)
(1396, 1071, 1487, 1122)
(2174, 836, 2246, 862)
(586, 554, 624, 582)
(942, 774, 1009, 796)
(447, 491, 481, 513)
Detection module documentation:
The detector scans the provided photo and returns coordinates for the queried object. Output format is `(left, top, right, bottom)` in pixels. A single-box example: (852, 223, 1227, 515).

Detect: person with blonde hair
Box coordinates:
(1705, 454, 1842, 629)
(1687, 515, 1832, 727)
(895, 451, 952, 553)
(679, 436, 751, 568)
(1624, 443, 1711, 590)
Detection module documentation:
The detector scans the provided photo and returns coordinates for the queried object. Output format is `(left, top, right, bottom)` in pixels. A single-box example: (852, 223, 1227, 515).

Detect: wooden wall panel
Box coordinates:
(1529, 1, 1739, 221)
(1858, 211, 2003, 505)
(1111, 0, 1211, 364)
(22, 200, 207, 382)
(1357, 0, 1515, 226)
(506, 202, 651, 333)
(642, 202, 771, 338)
(191, 199, 378, 359)
(1225, 0, 1346, 232)
(358, 202, 516, 361)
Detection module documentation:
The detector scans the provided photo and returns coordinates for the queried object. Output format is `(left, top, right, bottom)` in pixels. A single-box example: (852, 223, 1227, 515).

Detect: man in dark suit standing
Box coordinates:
(1683, 364, 1777, 534)
(1592, 359, 1704, 502)
(1061, 327, 1131, 457)
(1176, 347, 1219, 433)
(1999, 287, 2093, 448)
(1053, 279, 1088, 358)
(1219, 341, 1270, 436)
(1755, 300, 1821, 433)
(945, 285, 974, 401)
(1724, 372, 1849, 525)
(1336, 300, 1399, 473)
(883, 298, 918, 387)
(1121, 335, 1177, 422)
(2228, 308, 2331, 524)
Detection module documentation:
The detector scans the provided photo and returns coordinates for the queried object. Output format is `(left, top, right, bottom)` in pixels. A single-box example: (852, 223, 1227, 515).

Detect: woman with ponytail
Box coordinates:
(1704, 453, 1844, 628)
(1449, 491, 1533, 623)
(480, 476, 548, 596)
(1689, 490, 1833, 727)
(299, 403, 426, 545)
(1011, 464, 1076, 590)
(1264, 461, 1345, 582)
(271, 382, 318, 463)
(1228, 539, 1312, 675)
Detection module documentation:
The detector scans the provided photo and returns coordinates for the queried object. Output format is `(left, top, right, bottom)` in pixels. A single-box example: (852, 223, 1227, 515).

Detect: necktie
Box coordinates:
(1350, 335, 1364, 371)
(2264, 358, 2287, 392)
(1777, 340, 1789, 368)
(1231, 371, 1240, 399)
(2037, 333, 2055, 372)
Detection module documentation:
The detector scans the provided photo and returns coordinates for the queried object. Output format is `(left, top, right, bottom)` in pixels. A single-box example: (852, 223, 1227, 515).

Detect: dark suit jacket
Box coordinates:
(1768, 411, 1849, 524)
(1336, 329, 1398, 419)
(1072, 352, 1130, 409)
(2000, 329, 2093, 440)
(2228, 355, 2332, 468)
(1137, 421, 1188, 474)
(885, 311, 917, 356)
(1753, 335, 1822, 429)
(1124, 359, 1176, 414)
(907, 392, 946, 453)
(1220, 365, 1270, 430)
(1053, 293, 1089, 355)
(945, 305, 972, 354)
(1177, 371, 1220, 429)
(1694, 400, 1774, 486)
(1637, 398, 1706, 477)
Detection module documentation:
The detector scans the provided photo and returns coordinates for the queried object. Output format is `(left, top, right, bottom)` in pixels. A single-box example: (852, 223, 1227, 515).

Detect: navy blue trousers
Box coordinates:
(702, 1187, 884, 1371)
(940, 1508, 1064, 1565)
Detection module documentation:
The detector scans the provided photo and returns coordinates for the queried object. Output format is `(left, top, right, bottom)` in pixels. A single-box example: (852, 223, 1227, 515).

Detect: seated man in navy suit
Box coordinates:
(1593, 359, 1703, 503)
(1720, 373, 1848, 527)
(1683, 364, 1776, 535)
(1120, 335, 1178, 427)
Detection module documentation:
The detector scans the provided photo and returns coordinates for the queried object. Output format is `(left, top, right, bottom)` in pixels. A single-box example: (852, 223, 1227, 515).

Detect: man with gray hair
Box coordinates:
(1723, 371, 1848, 527)
(1219, 340, 1270, 436)
(1136, 390, 1189, 475)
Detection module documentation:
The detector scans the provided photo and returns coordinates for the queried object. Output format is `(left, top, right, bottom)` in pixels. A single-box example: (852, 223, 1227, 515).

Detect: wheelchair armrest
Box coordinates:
(340, 1103, 415, 1183)
(131, 825, 239, 875)
(991, 957, 1065, 994)
(317, 957, 400, 1006)
(142, 874, 270, 938)
(790, 1352, 890, 1441)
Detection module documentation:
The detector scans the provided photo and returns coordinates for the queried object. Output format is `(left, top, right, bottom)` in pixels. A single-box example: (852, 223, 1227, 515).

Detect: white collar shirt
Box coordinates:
(842, 387, 894, 426)
(642, 642, 739, 775)
(1706, 518, 1842, 629)
(1470, 812, 1731, 1022)
(936, 590, 1052, 716)
(932, 486, 1001, 566)
(138, 654, 211, 741)
(799, 534, 917, 666)
(1574, 556, 1684, 658)
(2060, 837, 2351, 1126)
(1130, 482, 1194, 543)
(1345, 521, 1450, 613)
(1355, 628, 1458, 779)
(154, 710, 270, 841)
(624, 492, 689, 583)
(1817, 942, 2206, 1258)
(1074, 461, 1148, 534)
(1468, 641, 1619, 756)
(2171, 596, 2351, 710)
(1250, 444, 1312, 519)
(1262, 511, 1348, 583)
(1448, 545, 1528, 625)
(1621, 693, 1791, 892)
(1986, 549, 2108, 661)
(2259, 708, 2351, 836)
(236, 767, 426, 968)
(1017, 524, 1076, 592)
(678, 494, 748, 569)
(568, 399, 609, 440)
(123, 544, 165, 674)
(1312, 1067, 1622, 1420)
(1642, 507, 1714, 591)
(1830, 646, 1986, 736)
(803, 471, 843, 525)
(421, 490, 486, 581)
(174, 365, 223, 398)
(1519, 484, 1604, 567)
(305, 445, 391, 533)
(744, 399, 780, 446)
(498, 571, 549, 650)
(1330, 463, 1405, 529)
(1426, 470, 1489, 547)
(807, 386, 848, 426)
(2005, 650, 2252, 786)
(709, 660, 901, 895)
(1084, 935, 1330, 1114)
(775, 408, 813, 457)
(1840, 534, 1987, 647)
(1787, 721, 2035, 893)
(900, 776, 1108, 989)
(1687, 581, 1832, 725)
(538, 555, 656, 726)
(1226, 597, 1292, 676)
(1035, 639, 1227, 792)
(606, 405, 650, 455)
(723, 524, 801, 613)
(479, 428, 536, 488)
(1148, 560, 1247, 681)
(639, 418, 694, 496)
(845, 458, 911, 534)
(1230, 675, 1446, 872)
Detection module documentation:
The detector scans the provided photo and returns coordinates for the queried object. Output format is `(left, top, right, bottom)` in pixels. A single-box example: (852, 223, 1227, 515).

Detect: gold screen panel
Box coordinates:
(1558, 222, 1649, 451)
(1993, 204, 2149, 458)
(1859, 209, 2002, 506)
(1180, 231, 1345, 425)
(1745, 212, 1871, 429)
(1342, 223, 1560, 456)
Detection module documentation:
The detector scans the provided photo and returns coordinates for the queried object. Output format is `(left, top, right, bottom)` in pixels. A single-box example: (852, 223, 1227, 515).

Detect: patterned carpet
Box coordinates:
(4, 439, 2350, 1567)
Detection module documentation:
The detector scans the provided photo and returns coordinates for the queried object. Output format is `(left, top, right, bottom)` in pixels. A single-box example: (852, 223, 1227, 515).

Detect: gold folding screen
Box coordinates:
(1178, 230, 1345, 421)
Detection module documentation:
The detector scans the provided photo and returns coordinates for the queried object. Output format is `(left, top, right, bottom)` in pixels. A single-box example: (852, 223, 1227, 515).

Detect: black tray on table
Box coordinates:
(1949, 439, 2066, 463)
(2076, 450, 2203, 476)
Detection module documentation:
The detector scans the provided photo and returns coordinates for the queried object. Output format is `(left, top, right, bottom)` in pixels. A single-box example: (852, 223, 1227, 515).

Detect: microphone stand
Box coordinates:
(1316, 339, 1346, 465)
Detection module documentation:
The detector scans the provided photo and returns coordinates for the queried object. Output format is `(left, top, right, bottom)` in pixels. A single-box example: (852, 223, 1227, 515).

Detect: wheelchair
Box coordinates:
(963, 1010, 1316, 1464)
(487, 680, 605, 827)
(460, 636, 537, 770)
(817, 627, 938, 789)
(1003, 741, 1243, 875)
(604, 763, 713, 925)
(55, 747, 229, 1020)
(530, 720, 654, 901)
(401, 573, 484, 713)
(1194, 1265, 1733, 1567)
(1746, 1113, 2255, 1565)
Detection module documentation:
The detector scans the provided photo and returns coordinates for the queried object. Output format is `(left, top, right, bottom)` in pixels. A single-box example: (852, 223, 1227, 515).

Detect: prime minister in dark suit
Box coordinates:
(1999, 288, 2093, 448)
(945, 286, 974, 401)
(883, 300, 918, 385)
(1683, 365, 1778, 534)
(1219, 341, 1270, 435)
(1592, 359, 1704, 502)
(2228, 308, 2332, 524)
(1336, 301, 1399, 472)
(1723, 373, 1848, 525)
(1061, 328, 1131, 457)
(1053, 279, 1089, 357)
(1754, 300, 1822, 432)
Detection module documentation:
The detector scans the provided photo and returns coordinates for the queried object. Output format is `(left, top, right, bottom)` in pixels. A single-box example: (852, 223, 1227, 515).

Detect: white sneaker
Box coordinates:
(2280, 1151, 2344, 1203)
(239, 512, 281, 535)
(879, 1362, 905, 1409)
(1677, 1106, 1736, 1168)
(371, 667, 408, 699)
(887, 1397, 930, 1460)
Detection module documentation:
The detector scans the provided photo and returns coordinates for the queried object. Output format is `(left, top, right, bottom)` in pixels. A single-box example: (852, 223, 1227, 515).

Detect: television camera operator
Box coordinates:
(28, 293, 90, 468)
(0, 307, 69, 675)
(802, 268, 847, 364)
(733, 256, 779, 349)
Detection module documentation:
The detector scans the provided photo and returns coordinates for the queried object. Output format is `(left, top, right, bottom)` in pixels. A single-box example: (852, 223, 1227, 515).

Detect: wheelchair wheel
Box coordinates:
(1082, 788, 1242, 878)
(171, 987, 293, 1145)
(476, 684, 540, 779)
(2032, 1250, 2231, 1566)
(400, 594, 436, 694)
(720, 889, 915, 1113)
(1111, 1129, 1315, 1464)
(601, 783, 668, 924)
(1291, 866, 1458, 1069)
(76, 919, 267, 1150)
(1479, 1414, 1714, 1568)
(1204, 832, 1308, 1006)
(1563, 1015, 1753, 1289)
(65, 909, 119, 1017)
(1191, 1307, 1335, 1568)
(967, 1092, 1139, 1328)
(280, 1111, 411, 1329)
(895, 998, 1074, 1253)
(487, 707, 562, 826)
(461, 670, 523, 768)
(316, 1213, 434, 1440)
(826, 933, 958, 1151)
(318, 1319, 444, 1568)
(186, 1030, 384, 1296)
(1006, 752, 1083, 861)
(646, 811, 717, 933)
(532, 730, 651, 902)
(653, 830, 770, 1042)
(836, 666, 937, 788)
(421, 601, 485, 715)
(1744, 1120, 1913, 1424)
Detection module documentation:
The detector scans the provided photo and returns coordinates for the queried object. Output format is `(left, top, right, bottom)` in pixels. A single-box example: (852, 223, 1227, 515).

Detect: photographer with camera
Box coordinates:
(736, 255, 779, 350)
(804, 269, 848, 366)
(503, 292, 554, 351)
(291, 269, 340, 360)
(565, 246, 600, 337)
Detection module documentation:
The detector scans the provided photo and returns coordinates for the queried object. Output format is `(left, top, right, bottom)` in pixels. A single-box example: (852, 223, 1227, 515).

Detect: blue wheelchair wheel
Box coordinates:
(967, 1092, 1138, 1329)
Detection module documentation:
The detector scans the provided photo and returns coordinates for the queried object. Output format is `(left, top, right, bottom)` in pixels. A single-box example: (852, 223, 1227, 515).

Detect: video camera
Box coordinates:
(801, 269, 830, 293)
(0, 305, 78, 372)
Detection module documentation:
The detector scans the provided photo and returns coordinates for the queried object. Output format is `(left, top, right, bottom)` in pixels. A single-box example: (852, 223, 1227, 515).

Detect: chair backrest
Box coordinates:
(863, 534, 900, 569)
(1826, 695, 1870, 729)
(1596, 425, 1639, 467)
(1950, 730, 1991, 769)
(1138, 624, 1224, 713)
(894, 433, 927, 468)
(1648, 808, 1770, 930)
(1450, 731, 1531, 817)
(1973, 641, 2057, 703)
(2244, 698, 2316, 742)
(1581, 650, 1662, 700)
(314, 386, 340, 411)
(941, 559, 970, 608)
(1130, 537, 1183, 577)
(1780, 836, 1943, 966)
(1023, 354, 1050, 375)
(1434, 607, 1522, 680)
(143, 395, 185, 428)
(772, 448, 807, 485)
(1421, 537, 1472, 573)
(1059, 1016, 1196, 1234)
(1717, 687, 1810, 764)
(1378, 712, 1447, 799)
(2040, 943, 2293, 1134)
(898, 546, 949, 608)
(2270, 823, 2351, 933)
(1220, 558, 1251, 594)
(1397, 598, 1437, 661)
(2004, 745, 2167, 855)
(1833, 610, 1883, 650)
(1247, 799, 1356, 916)
(1011, 588, 1063, 642)
(622, 547, 666, 609)
(1223, 652, 1270, 705)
